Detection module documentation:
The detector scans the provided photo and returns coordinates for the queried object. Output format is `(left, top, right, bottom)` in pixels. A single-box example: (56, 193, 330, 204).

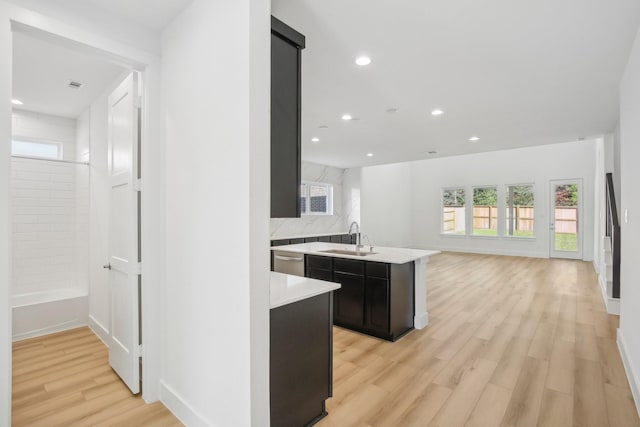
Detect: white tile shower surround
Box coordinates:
(11, 158, 89, 297)
(270, 161, 359, 239)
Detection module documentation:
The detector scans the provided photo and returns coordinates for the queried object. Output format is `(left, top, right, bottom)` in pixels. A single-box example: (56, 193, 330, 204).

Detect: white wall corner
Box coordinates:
(617, 329, 640, 419)
(160, 381, 210, 427)
(88, 314, 109, 347)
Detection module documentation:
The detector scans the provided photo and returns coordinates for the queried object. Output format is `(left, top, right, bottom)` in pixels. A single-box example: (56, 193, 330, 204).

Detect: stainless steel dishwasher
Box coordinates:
(273, 250, 305, 277)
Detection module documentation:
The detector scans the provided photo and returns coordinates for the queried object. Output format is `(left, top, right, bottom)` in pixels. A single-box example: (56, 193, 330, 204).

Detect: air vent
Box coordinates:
(67, 80, 84, 89)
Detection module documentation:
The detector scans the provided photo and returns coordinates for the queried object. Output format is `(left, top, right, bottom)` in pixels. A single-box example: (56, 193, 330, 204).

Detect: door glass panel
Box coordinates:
(554, 184, 579, 252)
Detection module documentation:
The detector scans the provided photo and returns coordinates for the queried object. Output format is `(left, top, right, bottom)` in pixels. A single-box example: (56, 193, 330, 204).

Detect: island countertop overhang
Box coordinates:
(271, 242, 440, 264)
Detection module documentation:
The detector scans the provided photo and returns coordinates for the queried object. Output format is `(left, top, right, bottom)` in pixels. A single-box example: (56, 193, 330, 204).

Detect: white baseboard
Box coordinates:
(88, 315, 110, 347)
(597, 274, 620, 315)
(160, 381, 209, 427)
(617, 329, 640, 419)
(12, 319, 87, 342)
(415, 311, 429, 329)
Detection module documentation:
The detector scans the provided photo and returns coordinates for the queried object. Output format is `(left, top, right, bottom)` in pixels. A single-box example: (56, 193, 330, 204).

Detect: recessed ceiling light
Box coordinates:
(311, 137, 320, 142)
(431, 109, 444, 116)
(366, 153, 374, 157)
(342, 114, 353, 121)
(11, 99, 23, 105)
(318, 125, 329, 129)
(386, 108, 398, 113)
(469, 136, 480, 142)
(355, 56, 371, 66)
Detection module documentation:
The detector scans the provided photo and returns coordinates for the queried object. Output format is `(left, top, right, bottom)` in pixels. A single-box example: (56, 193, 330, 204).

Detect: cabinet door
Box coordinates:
(306, 268, 332, 282)
(365, 277, 390, 334)
(271, 32, 301, 218)
(333, 272, 365, 327)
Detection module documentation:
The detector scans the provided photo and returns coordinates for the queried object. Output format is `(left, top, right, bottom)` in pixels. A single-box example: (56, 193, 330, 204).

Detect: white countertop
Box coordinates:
(271, 242, 440, 264)
(270, 271, 341, 309)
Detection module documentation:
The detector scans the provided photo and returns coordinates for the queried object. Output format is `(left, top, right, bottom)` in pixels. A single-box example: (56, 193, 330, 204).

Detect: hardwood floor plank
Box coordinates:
(574, 357, 609, 427)
(12, 327, 181, 427)
(538, 388, 573, 427)
(464, 383, 512, 427)
(501, 356, 548, 427)
(546, 338, 575, 395)
(14, 254, 639, 427)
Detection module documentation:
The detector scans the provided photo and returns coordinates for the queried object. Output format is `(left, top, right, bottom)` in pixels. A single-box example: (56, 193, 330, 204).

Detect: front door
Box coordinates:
(549, 179, 582, 259)
(107, 72, 141, 394)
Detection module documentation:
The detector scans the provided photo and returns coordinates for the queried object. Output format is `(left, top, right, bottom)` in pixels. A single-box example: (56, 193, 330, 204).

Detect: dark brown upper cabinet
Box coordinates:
(271, 16, 305, 218)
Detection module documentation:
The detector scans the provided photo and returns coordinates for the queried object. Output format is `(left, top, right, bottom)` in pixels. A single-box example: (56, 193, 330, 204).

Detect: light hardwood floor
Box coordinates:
(12, 253, 640, 426)
(318, 252, 640, 427)
(12, 327, 182, 427)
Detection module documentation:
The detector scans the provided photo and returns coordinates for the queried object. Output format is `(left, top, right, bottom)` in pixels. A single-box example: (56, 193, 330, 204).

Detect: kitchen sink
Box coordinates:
(319, 249, 378, 256)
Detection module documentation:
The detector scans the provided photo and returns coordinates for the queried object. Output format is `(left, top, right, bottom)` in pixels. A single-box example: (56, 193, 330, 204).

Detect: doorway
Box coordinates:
(10, 27, 142, 395)
(549, 179, 583, 259)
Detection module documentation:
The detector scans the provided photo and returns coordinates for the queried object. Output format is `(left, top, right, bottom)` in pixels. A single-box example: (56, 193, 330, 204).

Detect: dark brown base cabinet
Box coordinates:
(270, 293, 333, 427)
(305, 255, 415, 341)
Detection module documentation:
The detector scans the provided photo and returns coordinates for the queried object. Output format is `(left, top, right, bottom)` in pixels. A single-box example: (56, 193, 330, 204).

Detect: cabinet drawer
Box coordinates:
(306, 255, 333, 270)
(334, 258, 364, 275)
(366, 262, 389, 279)
(306, 268, 333, 282)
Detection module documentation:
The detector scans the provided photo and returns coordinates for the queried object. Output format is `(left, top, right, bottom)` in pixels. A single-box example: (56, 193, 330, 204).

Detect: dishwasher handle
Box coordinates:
(274, 255, 304, 262)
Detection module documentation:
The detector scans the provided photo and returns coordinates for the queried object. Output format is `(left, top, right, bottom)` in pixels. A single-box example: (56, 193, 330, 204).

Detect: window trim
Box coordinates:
(11, 136, 64, 161)
(300, 180, 334, 216)
(505, 183, 535, 239)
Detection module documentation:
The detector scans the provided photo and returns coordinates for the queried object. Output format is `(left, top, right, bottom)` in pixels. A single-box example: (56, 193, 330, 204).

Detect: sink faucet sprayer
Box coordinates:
(349, 221, 363, 251)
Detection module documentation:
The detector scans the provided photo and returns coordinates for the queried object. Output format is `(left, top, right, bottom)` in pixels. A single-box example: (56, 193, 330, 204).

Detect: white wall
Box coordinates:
(0, 8, 12, 424)
(358, 141, 596, 259)
(360, 162, 413, 247)
(161, 0, 270, 425)
(619, 25, 640, 417)
(270, 161, 348, 238)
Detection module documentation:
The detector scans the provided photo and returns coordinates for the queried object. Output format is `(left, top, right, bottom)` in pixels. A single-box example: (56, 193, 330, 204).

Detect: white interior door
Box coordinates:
(549, 179, 583, 259)
(106, 72, 141, 394)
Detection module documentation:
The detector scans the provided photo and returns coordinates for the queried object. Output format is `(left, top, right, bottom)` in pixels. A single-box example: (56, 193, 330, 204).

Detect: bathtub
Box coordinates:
(12, 289, 89, 341)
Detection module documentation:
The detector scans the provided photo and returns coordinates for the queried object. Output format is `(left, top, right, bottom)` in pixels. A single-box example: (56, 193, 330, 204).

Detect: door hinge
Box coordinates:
(135, 95, 142, 109)
(134, 179, 142, 192)
(137, 262, 142, 275)
(136, 344, 143, 358)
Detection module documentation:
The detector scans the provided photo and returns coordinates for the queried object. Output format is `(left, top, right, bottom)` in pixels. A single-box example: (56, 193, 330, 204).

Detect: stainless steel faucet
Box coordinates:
(348, 221, 363, 251)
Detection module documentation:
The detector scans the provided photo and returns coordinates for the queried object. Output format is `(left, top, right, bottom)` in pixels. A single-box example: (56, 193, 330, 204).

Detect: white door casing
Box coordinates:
(549, 179, 583, 260)
(107, 72, 141, 394)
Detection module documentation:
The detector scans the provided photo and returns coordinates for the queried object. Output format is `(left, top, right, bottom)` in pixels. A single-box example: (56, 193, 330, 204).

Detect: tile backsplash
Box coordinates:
(270, 161, 356, 239)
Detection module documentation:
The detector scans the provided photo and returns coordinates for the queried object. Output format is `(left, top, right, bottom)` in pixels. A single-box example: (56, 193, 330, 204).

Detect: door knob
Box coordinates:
(103, 263, 112, 270)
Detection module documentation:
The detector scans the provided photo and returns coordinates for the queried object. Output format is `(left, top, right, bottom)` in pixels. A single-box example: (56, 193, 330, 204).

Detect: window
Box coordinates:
(12, 139, 62, 160)
(473, 187, 498, 236)
(442, 188, 466, 234)
(300, 181, 333, 215)
(506, 185, 535, 237)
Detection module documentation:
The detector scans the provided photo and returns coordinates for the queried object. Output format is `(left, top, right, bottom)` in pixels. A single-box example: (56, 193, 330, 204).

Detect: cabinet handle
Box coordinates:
(274, 255, 304, 262)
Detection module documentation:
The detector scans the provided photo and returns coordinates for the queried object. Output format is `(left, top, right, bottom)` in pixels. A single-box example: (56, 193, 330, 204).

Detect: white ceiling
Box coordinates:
(12, 31, 126, 119)
(273, 0, 640, 168)
(84, 0, 194, 31)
